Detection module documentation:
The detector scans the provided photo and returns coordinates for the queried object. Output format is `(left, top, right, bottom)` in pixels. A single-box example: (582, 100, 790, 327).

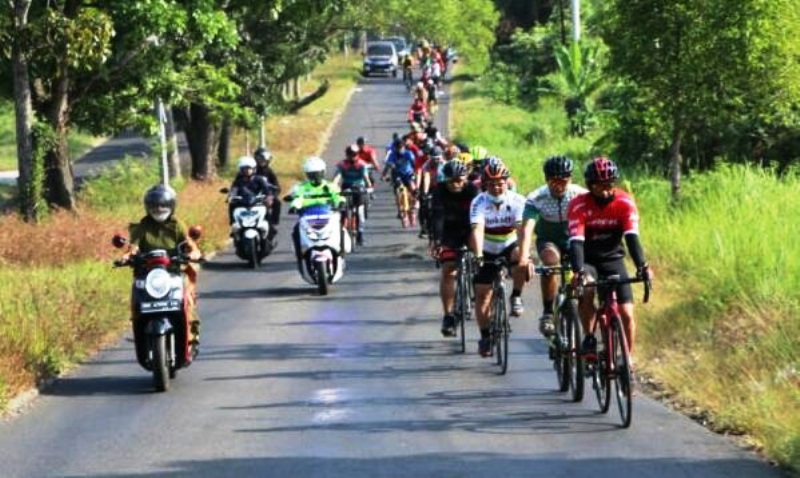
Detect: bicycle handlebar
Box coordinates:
(580, 275, 651, 304)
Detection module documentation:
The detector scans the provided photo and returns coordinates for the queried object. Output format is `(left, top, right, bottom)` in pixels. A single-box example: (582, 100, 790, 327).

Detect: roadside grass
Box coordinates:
(0, 99, 104, 172)
(0, 53, 360, 408)
(450, 64, 800, 472)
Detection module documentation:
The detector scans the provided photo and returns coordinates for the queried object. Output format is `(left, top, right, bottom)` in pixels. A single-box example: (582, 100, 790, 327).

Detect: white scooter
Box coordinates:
(221, 189, 274, 268)
(294, 204, 351, 295)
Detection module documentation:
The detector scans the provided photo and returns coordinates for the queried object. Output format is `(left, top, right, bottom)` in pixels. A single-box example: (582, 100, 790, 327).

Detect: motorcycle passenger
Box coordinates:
(254, 147, 282, 239)
(469, 161, 528, 357)
(285, 156, 345, 264)
(227, 156, 277, 235)
(519, 155, 587, 338)
(568, 157, 651, 360)
(122, 184, 203, 363)
(333, 144, 372, 246)
(431, 161, 479, 337)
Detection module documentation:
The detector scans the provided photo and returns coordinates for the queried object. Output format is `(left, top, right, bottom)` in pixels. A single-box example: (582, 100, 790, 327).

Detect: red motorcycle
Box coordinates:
(112, 226, 203, 392)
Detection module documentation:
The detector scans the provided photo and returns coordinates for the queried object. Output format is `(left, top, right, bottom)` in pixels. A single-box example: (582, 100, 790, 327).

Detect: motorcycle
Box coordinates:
(292, 204, 351, 295)
(111, 227, 203, 392)
(221, 188, 275, 268)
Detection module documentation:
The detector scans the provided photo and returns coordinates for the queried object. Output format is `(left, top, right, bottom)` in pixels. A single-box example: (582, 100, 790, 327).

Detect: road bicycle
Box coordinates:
(451, 246, 474, 354)
(341, 186, 365, 249)
(392, 179, 415, 229)
(487, 257, 512, 375)
(403, 66, 414, 91)
(535, 260, 584, 402)
(581, 275, 651, 428)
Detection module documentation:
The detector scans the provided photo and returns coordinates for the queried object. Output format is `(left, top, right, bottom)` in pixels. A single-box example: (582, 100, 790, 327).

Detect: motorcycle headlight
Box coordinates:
(145, 269, 171, 299)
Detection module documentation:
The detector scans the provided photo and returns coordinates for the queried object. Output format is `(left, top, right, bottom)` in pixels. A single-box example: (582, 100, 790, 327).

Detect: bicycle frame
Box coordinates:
(487, 257, 511, 374)
(452, 246, 474, 354)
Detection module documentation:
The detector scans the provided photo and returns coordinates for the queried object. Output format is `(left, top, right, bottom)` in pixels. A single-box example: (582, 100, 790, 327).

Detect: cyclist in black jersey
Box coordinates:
(430, 161, 479, 337)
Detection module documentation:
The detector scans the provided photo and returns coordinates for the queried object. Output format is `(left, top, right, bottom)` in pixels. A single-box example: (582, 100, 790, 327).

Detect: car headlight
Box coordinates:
(145, 269, 171, 299)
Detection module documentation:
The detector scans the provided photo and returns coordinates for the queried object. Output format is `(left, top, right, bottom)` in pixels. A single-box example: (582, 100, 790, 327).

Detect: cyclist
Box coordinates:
(567, 157, 651, 359)
(470, 161, 528, 357)
(418, 145, 446, 238)
(431, 161, 479, 336)
(254, 147, 282, 242)
(284, 157, 345, 264)
(519, 155, 587, 337)
(355, 136, 379, 195)
(333, 144, 371, 246)
(407, 97, 428, 124)
(468, 146, 489, 182)
(382, 139, 418, 226)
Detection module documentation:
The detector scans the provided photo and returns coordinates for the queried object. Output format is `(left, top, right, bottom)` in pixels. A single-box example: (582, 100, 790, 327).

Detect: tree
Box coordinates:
(597, 0, 800, 199)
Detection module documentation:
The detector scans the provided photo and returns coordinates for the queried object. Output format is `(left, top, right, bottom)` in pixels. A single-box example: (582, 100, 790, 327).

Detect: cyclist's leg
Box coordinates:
(473, 254, 498, 330)
(600, 260, 636, 354)
(579, 264, 599, 346)
(537, 240, 561, 315)
(439, 245, 459, 314)
(508, 244, 527, 316)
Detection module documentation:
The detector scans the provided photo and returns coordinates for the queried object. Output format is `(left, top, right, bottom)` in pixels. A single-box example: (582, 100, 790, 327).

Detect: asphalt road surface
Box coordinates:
(0, 74, 785, 478)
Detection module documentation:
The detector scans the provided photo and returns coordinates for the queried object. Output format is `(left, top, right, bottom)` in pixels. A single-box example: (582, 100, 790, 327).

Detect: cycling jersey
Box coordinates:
(384, 150, 416, 177)
(523, 183, 588, 249)
(470, 191, 526, 255)
(432, 182, 479, 247)
(567, 189, 640, 264)
(421, 158, 445, 187)
(357, 146, 379, 169)
(335, 159, 370, 188)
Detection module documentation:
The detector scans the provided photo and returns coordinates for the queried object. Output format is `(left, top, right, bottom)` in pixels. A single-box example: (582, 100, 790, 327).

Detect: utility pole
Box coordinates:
(571, 0, 581, 42)
(156, 98, 169, 185)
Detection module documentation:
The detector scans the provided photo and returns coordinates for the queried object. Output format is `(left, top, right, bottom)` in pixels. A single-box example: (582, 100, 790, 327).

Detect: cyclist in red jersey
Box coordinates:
(567, 157, 652, 359)
(356, 136, 379, 196)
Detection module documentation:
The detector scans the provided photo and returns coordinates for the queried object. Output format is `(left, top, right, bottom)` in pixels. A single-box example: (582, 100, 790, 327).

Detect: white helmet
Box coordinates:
(303, 156, 326, 174)
(303, 156, 326, 186)
(237, 156, 257, 170)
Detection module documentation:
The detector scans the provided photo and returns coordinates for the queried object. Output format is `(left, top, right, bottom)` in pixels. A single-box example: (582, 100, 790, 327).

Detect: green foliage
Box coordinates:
(78, 158, 160, 214)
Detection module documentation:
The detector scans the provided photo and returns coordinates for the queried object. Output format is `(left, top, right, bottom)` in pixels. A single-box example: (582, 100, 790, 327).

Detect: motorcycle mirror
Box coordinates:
(188, 225, 203, 240)
(219, 187, 230, 194)
(111, 234, 128, 249)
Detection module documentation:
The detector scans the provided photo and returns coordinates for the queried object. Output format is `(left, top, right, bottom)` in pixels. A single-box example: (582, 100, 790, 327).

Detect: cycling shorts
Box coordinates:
(392, 172, 416, 190)
(474, 243, 518, 285)
(585, 260, 633, 304)
(437, 234, 470, 262)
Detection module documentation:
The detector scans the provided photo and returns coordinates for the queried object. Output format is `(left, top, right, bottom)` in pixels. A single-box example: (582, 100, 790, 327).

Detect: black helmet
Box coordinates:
(421, 138, 435, 154)
(442, 161, 467, 179)
(431, 146, 444, 159)
(356, 136, 367, 146)
(584, 156, 619, 184)
(143, 184, 176, 223)
(392, 139, 404, 151)
(543, 155, 574, 179)
(345, 144, 359, 158)
(254, 147, 272, 163)
(455, 142, 470, 154)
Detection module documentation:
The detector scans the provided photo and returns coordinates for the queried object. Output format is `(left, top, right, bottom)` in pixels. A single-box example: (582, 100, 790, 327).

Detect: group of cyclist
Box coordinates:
(404, 40, 450, 123)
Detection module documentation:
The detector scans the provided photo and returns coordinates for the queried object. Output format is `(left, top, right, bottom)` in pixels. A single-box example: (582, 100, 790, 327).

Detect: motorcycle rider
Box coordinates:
(285, 156, 345, 263)
(121, 184, 203, 362)
(227, 156, 277, 242)
(333, 144, 372, 245)
(254, 147, 282, 241)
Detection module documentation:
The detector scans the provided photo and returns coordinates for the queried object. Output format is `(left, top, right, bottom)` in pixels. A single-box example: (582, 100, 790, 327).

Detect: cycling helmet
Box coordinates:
(455, 142, 470, 154)
(143, 184, 176, 223)
(237, 156, 257, 171)
(303, 156, 327, 186)
(421, 138, 435, 154)
(584, 156, 619, 184)
(443, 160, 467, 179)
(431, 146, 444, 159)
(543, 155, 574, 178)
(471, 145, 488, 161)
(254, 147, 272, 163)
(444, 145, 461, 160)
(356, 136, 367, 146)
(345, 144, 359, 158)
(392, 139, 404, 151)
(483, 160, 510, 181)
(485, 155, 504, 168)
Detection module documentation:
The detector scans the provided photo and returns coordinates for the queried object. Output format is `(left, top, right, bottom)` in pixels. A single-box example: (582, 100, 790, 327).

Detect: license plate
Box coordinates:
(140, 300, 181, 313)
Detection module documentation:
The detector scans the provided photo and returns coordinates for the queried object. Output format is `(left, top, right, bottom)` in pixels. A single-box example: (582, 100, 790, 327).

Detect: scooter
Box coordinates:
(293, 204, 351, 295)
(221, 188, 275, 268)
(112, 227, 202, 392)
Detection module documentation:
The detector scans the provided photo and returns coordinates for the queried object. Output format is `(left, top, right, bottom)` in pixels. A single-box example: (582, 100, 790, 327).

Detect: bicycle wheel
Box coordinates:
(593, 325, 611, 413)
(457, 266, 468, 353)
(500, 300, 510, 375)
(612, 315, 633, 428)
(554, 297, 570, 393)
(566, 299, 584, 402)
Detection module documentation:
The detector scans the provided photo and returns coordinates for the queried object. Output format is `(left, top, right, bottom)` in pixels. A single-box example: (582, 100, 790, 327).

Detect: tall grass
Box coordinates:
(451, 64, 800, 472)
(0, 53, 360, 408)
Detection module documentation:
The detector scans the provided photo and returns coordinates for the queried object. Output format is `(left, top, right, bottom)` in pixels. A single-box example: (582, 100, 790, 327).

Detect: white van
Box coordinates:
(362, 41, 398, 77)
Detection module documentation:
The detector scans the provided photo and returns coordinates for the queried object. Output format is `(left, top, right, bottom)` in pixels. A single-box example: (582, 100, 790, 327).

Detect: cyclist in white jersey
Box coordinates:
(469, 160, 528, 357)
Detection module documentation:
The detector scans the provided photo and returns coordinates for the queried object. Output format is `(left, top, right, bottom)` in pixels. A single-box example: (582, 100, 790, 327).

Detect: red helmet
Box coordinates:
(482, 161, 510, 181)
(584, 156, 619, 184)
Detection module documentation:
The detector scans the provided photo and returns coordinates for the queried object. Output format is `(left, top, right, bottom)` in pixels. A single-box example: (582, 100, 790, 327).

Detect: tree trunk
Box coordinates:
(180, 103, 218, 180)
(11, 0, 37, 221)
(293, 77, 300, 100)
(43, 73, 75, 210)
(164, 105, 181, 179)
(217, 116, 231, 170)
(669, 122, 683, 202)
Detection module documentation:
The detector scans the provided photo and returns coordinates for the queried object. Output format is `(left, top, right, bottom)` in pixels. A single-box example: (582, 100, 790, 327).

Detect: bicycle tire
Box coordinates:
(500, 299, 509, 375)
(593, 325, 611, 413)
(566, 299, 584, 402)
(457, 263, 468, 353)
(612, 315, 633, 428)
(554, 296, 570, 392)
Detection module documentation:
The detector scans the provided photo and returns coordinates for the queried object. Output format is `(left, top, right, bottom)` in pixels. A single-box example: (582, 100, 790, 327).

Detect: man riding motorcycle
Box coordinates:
(254, 147, 282, 240)
(227, 156, 277, 238)
(121, 184, 203, 362)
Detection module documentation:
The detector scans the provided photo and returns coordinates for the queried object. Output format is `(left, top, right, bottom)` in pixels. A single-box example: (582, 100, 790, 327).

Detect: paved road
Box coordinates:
(0, 75, 785, 478)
